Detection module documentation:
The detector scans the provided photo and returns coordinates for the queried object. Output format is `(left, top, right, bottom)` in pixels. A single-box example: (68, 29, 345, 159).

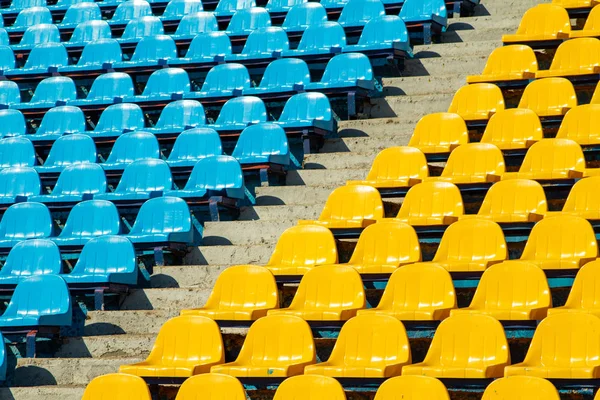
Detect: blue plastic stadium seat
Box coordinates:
(9, 0, 46, 10)
(266, 0, 306, 13)
(18, 43, 68, 74)
(29, 164, 107, 203)
(61, 2, 101, 27)
(0, 333, 5, 382)
(126, 196, 193, 245)
(115, 35, 177, 68)
(162, 0, 203, 19)
(187, 63, 251, 99)
(67, 21, 112, 46)
(96, 159, 173, 201)
(70, 72, 134, 107)
(173, 31, 232, 64)
(0, 81, 21, 107)
(52, 200, 120, 247)
(226, 7, 271, 36)
(276, 92, 336, 133)
(0, 29, 8, 47)
(36, 134, 96, 174)
(120, 16, 164, 41)
(305, 53, 375, 90)
(283, 21, 347, 57)
(338, 0, 385, 27)
(165, 155, 245, 200)
(12, 6, 52, 29)
(146, 100, 206, 135)
(321, 0, 350, 8)
(345, 15, 412, 56)
(0, 239, 61, 286)
(210, 96, 266, 132)
(0, 109, 26, 138)
(399, 0, 447, 30)
(0, 137, 35, 168)
(61, 39, 121, 72)
(214, 0, 255, 16)
(0, 202, 52, 249)
(232, 123, 290, 166)
(166, 127, 222, 168)
(31, 105, 86, 142)
(229, 26, 289, 61)
(111, 0, 152, 23)
(101, 130, 159, 170)
(131, 68, 190, 102)
(16, 24, 60, 50)
(244, 58, 310, 95)
(62, 235, 137, 285)
(0, 46, 15, 71)
(16, 76, 76, 110)
(90, 103, 145, 139)
(55, 0, 94, 6)
(172, 12, 219, 39)
(0, 275, 71, 329)
(0, 167, 40, 205)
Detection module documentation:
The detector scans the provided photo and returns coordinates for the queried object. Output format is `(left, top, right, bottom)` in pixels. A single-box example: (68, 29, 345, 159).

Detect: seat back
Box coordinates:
(481, 108, 543, 149)
(561, 176, 600, 214)
(72, 236, 136, 283)
(185, 155, 244, 197)
(256, 58, 311, 90)
(0, 167, 40, 199)
(408, 112, 468, 153)
(21, 23, 60, 46)
(129, 197, 192, 237)
(548, 38, 600, 72)
(30, 76, 77, 105)
(279, 92, 332, 124)
(82, 373, 151, 400)
(232, 123, 290, 166)
(95, 103, 145, 134)
(274, 375, 345, 400)
(114, 159, 172, 194)
(266, 0, 305, 12)
(62, 2, 101, 25)
(176, 374, 246, 400)
(1, 239, 61, 278)
(204, 265, 278, 312)
(0, 137, 35, 168)
(59, 199, 120, 238)
(163, 0, 203, 18)
(71, 20, 112, 43)
(291, 265, 365, 311)
(112, 0, 152, 22)
(175, 11, 218, 36)
(397, 181, 463, 223)
(0, 29, 7, 47)
(12, 0, 46, 9)
(339, 0, 385, 25)
(447, 83, 505, 120)
(267, 225, 338, 269)
(186, 31, 232, 59)
(14, 6, 52, 28)
(235, 315, 315, 366)
(440, 143, 505, 180)
(582, 3, 600, 31)
(141, 68, 190, 97)
(0, 109, 25, 138)
(77, 38, 121, 66)
(374, 376, 450, 400)
(52, 164, 107, 197)
(399, 0, 447, 24)
(518, 78, 577, 116)
(88, 72, 134, 101)
(513, 4, 571, 37)
(521, 215, 598, 263)
(557, 104, 600, 145)
(56, 0, 95, 6)
(155, 100, 205, 130)
(168, 128, 222, 164)
(562, 259, 600, 310)
(104, 131, 159, 165)
(349, 221, 421, 270)
(317, 185, 384, 224)
(37, 106, 86, 137)
(482, 376, 559, 400)
(44, 134, 96, 169)
(477, 179, 547, 220)
(215, 0, 255, 14)
(242, 26, 289, 56)
(131, 34, 177, 62)
(297, 21, 346, 51)
(517, 138, 586, 176)
(478, 45, 538, 78)
(215, 96, 266, 127)
(282, 2, 327, 30)
(0, 81, 20, 106)
(323, 53, 374, 86)
(25, 43, 68, 70)
(227, 7, 271, 34)
(200, 63, 251, 96)
(122, 15, 163, 39)
(0, 46, 15, 71)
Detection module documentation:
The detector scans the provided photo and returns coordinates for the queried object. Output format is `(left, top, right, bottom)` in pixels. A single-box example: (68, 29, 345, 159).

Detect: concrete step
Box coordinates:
(320, 136, 403, 154)
(474, 0, 543, 17)
(304, 153, 375, 171)
(403, 55, 488, 78)
(120, 288, 212, 311)
(1, 386, 85, 400)
(382, 74, 467, 97)
(255, 185, 338, 206)
(202, 220, 297, 246)
(286, 169, 368, 186)
(56, 335, 155, 359)
(369, 93, 454, 120)
(239, 204, 323, 221)
(413, 40, 500, 59)
(337, 118, 416, 144)
(185, 244, 274, 265)
(85, 310, 178, 336)
(150, 264, 228, 289)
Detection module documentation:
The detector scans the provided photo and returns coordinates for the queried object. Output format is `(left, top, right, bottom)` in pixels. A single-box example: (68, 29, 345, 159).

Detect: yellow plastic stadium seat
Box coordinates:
(273, 375, 347, 400)
(334, 221, 421, 274)
(304, 315, 411, 377)
(175, 374, 246, 400)
(373, 376, 450, 400)
(425, 218, 507, 272)
(82, 373, 151, 400)
(450, 261, 551, 320)
(265, 225, 338, 276)
(393, 181, 464, 226)
(298, 185, 384, 228)
(536, 38, 600, 78)
(548, 176, 600, 219)
(357, 264, 456, 320)
(481, 376, 560, 400)
(548, 260, 600, 317)
(210, 315, 316, 377)
(447, 83, 505, 121)
(460, 179, 547, 223)
(407, 113, 468, 153)
(518, 215, 598, 270)
(502, 4, 571, 43)
(402, 314, 510, 378)
(346, 147, 429, 189)
(505, 313, 600, 378)
(570, 5, 600, 38)
(119, 316, 224, 378)
(267, 265, 365, 320)
(501, 139, 586, 181)
(555, 0, 599, 9)
(480, 109, 543, 150)
(466, 45, 538, 84)
(180, 265, 279, 320)
(518, 78, 577, 117)
(557, 105, 600, 145)
(422, 143, 505, 184)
